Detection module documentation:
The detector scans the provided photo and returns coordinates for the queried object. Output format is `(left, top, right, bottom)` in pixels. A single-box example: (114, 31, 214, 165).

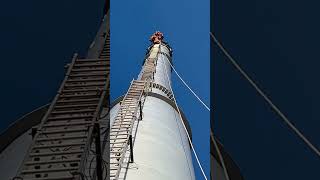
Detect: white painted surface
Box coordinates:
(110, 96, 195, 180)
(129, 96, 195, 180)
(153, 44, 171, 90)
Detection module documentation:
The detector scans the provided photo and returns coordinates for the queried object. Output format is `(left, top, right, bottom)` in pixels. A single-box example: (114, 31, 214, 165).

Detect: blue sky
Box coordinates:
(111, 0, 210, 179)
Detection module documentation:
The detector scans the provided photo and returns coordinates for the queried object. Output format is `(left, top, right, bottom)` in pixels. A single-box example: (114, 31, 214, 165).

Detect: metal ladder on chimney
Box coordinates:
(109, 80, 151, 180)
(99, 30, 110, 59)
(140, 57, 156, 80)
(13, 54, 108, 180)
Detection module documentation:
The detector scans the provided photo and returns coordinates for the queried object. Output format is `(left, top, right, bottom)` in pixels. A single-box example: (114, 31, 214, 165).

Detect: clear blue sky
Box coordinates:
(111, 0, 210, 179)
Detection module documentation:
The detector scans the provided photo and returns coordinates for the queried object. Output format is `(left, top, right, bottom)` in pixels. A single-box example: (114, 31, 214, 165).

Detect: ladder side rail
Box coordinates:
(141, 44, 159, 81)
(113, 80, 139, 135)
(112, 97, 134, 141)
(15, 53, 79, 178)
(90, 83, 111, 180)
(134, 80, 148, 119)
(113, 112, 139, 180)
(98, 30, 110, 58)
(127, 82, 148, 151)
(123, 80, 149, 145)
(117, 103, 132, 125)
(75, 64, 108, 179)
(99, 11, 110, 57)
(111, 80, 134, 126)
(93, 108, 111, 180)
(140, 59, 150, 80)
(112, 82, 146, 179)
(111, 103, 131, 141)
(119, 80, 134, 109)
(78, 71, 108, 177)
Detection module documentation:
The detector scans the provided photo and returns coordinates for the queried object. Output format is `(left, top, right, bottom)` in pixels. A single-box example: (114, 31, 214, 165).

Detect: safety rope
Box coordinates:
(164, 58, 210, 111)
(210, 32, 320, 158)
(161, 44, 229, 180)
(162, 49, 208, 180)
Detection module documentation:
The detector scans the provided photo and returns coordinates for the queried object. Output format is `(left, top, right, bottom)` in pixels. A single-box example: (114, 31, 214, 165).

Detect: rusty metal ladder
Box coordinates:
(13, 54, 108, 180)
(109, 80, 151, 180)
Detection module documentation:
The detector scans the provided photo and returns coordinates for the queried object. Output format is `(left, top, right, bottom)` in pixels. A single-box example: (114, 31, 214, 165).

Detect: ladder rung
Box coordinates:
(113, 118, 134, 121)
(120, 103, 137, 106)
(62, 88, 102, 93)
(121, 100, 137, 104)
(118, 107, 137, 111)
(25, 158, 81, 165)
(54, 103, 98, 109)
(69, 72, 106, 76)
(76, 58, 105, 62)
(30, 150, 83, 157)
(120, 104, 137, 107)
(59, 93, 99, 98)
(43, 121, 92, 128)
(110, 137, 129, 140)
(112, 122, 132, 126)
(64, 82, 105, 88)
(40, 128, 88, 134)
(115, 115, 136, 120)
(113, 117, 134, 121)
(126, 95, 140, 98)
(132, 80, 145, 83)
(36, 135, 87, 142)
(110, 128, 130, 132)
(67, 77, 107, 83)
(112, 124, 132, 128)
(127, 91, 142, 94)
(110, 130, 130, 133)
(56, 98, 100, 103)
(71, 67, 106, 72)
(115, 115, 136, 119)
(117, 109, 136, 112)
(120, 102, 136, 105)
(123, 97, 138, 100)
(129, 88, 144, 91)
(48, 115, 93, 121)
(21, 167, 78, 174)
(110, 140, 129, 144)
(22, 176, 74, 180)
(51, 109, 95, 114)
(110, 132, 130, 136)
(73, 63, 108, 67)
(128, 89, 143, 92)
(33, 142, 86, 149)
(127, 93, 141, 96)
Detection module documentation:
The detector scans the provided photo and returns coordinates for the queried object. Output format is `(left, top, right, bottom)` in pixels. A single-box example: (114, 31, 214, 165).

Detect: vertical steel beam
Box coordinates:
(139, 101, 143, 121)
(94, 123, 103, 180)
(129, 135, 134, 163)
